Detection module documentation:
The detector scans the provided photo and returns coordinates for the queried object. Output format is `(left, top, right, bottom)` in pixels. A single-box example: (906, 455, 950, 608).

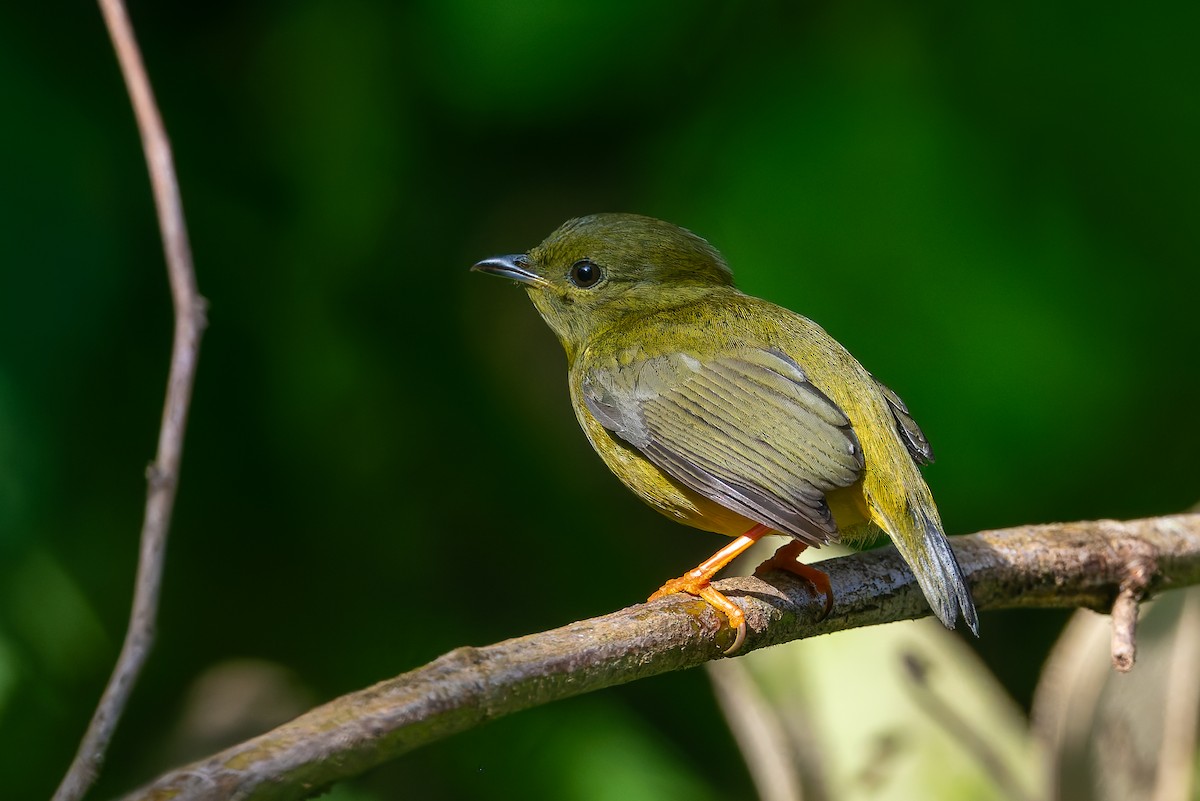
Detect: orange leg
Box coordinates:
(649, 523, 773, 654)
(753, 540, 834, 620)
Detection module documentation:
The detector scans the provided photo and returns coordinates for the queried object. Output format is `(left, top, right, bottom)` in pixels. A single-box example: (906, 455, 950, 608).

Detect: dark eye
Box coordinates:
(568, 259, 603, 289)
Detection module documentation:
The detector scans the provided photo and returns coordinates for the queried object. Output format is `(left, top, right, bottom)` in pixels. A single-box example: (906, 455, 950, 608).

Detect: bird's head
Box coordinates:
(471, 213, 735, 354)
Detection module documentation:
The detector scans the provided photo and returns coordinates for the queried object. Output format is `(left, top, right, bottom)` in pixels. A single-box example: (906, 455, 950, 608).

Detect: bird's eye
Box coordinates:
(568, 259, 604, 289)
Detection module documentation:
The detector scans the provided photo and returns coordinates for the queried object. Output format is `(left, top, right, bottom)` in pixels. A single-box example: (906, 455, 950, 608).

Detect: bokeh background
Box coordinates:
(2, 1, 1197, 798)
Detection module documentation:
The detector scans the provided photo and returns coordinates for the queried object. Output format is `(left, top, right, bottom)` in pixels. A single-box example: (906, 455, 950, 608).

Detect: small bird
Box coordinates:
(473, 213, 977, 652)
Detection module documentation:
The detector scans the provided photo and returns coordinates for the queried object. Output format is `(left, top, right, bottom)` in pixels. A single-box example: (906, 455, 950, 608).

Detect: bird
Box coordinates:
(472, 213, 977, 653)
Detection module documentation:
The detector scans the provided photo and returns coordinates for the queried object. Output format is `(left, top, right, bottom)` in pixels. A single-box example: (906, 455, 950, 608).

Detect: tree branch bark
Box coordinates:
(121, 513, 1200, 801)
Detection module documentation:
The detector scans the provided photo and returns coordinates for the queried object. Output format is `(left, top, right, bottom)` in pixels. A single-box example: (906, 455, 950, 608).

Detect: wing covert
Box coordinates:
(582, 348, 864, 545)
(873, 378, 934, 465)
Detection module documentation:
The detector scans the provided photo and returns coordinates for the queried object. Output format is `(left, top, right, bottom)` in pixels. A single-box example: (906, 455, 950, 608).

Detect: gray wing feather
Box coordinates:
(873, 378, 934, 465)
(582, 348, 864, 546)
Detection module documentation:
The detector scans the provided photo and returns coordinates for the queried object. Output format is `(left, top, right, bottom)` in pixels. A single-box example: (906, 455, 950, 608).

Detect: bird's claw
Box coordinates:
(724, 619, 747, 655)
(649, 578, 748, 655)
(754, 542, 834, 621)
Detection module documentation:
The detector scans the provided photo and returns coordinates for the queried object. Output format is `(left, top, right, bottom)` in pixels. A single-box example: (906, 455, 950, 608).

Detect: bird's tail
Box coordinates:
(872, 494, 979, 635)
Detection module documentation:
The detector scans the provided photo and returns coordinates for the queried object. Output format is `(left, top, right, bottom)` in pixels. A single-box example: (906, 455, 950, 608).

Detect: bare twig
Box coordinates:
(1111, 556, 1153, 672)
(119, 514, 1200, 801)
(53, 2, 206, 800)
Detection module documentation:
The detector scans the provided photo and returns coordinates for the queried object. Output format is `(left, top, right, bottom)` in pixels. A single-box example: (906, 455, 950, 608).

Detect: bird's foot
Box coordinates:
(650, 573, 746, 655)
(648, 525, 775, 656)
(753, 540, 834, 620)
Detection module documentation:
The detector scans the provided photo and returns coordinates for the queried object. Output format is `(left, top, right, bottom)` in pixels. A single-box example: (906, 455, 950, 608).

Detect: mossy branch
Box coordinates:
(121, 513, 1200, 801)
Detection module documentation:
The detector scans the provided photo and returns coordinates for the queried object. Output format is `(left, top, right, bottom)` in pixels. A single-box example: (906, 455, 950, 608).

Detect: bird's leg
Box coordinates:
(649, 523, 773, 654)
(753, 540, 834, 620)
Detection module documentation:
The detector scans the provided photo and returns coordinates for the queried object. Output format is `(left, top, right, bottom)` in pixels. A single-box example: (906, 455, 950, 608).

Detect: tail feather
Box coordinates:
(914, 506, 979, 635)
(876, 501, 979, 634)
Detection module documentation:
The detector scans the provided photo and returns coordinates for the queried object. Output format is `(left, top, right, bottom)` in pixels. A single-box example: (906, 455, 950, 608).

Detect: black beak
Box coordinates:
(470, 254, 548, 287)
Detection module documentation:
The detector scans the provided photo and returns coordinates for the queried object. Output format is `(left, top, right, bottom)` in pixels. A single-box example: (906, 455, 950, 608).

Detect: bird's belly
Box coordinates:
(630, 464, 762, 537)
(581, 422, 747, 535)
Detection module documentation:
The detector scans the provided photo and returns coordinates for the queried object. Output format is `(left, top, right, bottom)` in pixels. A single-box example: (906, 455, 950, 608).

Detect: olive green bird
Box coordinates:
(473, 213, 977, 652)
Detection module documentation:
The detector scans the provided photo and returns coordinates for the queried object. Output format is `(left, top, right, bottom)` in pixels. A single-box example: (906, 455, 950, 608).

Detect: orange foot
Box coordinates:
(649, 524, 773, 655)
(650, 574, 749, 654)
(753, 540, 834, 620)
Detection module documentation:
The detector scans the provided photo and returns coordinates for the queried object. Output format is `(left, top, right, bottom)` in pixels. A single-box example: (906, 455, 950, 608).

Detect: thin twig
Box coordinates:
(119, 514, 1200, 801)
(1111, 556, 1153, 672)
(53, 2, 206, 800)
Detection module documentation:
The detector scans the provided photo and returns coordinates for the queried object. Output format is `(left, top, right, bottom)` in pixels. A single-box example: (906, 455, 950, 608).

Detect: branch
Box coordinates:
(122, 513, 1200, 801)
(54, 2, 206, 800)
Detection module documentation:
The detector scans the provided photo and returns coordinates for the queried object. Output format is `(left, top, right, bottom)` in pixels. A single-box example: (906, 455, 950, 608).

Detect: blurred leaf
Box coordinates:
(0, 630, 19, 721)
(4, 550, 110, 684)
(1032, 589, 1200, 801)
(710, 542, 1039, 801)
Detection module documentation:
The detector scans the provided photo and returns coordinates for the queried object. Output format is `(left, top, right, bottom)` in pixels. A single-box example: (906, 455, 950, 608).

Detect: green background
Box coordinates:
(1, 1, 1197, 798)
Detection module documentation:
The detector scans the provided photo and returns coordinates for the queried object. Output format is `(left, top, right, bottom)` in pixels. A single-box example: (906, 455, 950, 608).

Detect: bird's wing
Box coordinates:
(582, 347, 864, 545)
(872, 378, 934, 466)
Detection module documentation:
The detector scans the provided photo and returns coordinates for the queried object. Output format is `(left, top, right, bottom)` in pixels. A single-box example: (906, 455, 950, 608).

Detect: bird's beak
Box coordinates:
(470, 254, 549, 288)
